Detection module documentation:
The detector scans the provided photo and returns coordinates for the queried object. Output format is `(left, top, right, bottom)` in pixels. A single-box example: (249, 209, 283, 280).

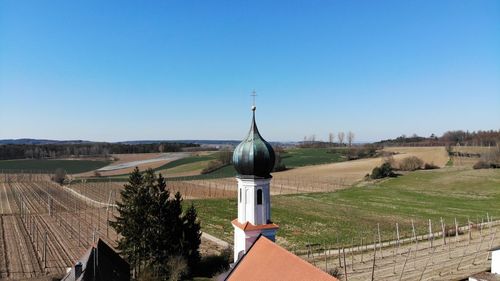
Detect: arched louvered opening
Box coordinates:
(257, 189, 263, 205)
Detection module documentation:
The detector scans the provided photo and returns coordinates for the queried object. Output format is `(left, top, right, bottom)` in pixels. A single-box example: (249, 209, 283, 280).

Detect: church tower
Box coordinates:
(231, 104, 279, 263)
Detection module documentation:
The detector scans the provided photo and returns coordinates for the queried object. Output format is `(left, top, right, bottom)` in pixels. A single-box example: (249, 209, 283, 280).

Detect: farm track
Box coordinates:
(0, 180, 120, 279)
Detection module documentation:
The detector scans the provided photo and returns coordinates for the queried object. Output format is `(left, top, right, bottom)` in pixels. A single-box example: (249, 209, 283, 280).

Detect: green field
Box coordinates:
(188, 167, 500, 249)
(0, 159, 110, 174)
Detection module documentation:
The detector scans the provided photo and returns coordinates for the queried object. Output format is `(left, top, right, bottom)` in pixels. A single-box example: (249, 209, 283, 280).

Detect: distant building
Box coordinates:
(62, 239, 129, 281)
(222, 104, 336, 281)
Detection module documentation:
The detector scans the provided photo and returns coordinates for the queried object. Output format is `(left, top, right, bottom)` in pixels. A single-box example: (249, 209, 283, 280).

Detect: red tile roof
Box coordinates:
(232, 219, 279, 231)
(227, 236, 337, 281)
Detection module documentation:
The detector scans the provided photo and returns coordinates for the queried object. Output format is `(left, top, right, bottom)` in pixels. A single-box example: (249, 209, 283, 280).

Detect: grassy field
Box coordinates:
(189, 167, 500, 249)
(0, 159, 110, 174)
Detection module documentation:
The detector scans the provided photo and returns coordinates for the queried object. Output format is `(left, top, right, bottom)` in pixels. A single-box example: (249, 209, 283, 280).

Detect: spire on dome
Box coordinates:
(232, 91, 275, 178)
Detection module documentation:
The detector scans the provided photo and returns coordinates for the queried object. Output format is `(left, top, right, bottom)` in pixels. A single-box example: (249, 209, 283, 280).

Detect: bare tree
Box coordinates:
(329, 133, 335, 145)
(338, 132, 345, 146)
(347, 131, 355, 147)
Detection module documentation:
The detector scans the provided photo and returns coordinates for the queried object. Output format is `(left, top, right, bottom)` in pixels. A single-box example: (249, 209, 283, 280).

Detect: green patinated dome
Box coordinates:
(232, 107, 275, 178)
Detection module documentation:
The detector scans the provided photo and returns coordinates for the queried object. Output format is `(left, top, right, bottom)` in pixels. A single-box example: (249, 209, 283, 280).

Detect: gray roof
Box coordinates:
(61, 239, 129, 281)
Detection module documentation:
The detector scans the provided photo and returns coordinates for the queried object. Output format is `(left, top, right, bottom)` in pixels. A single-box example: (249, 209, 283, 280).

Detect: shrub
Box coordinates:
(398, 156, 424, 171)
(370, 162, 395, 179)
(52, 168, 67, 185)
(328, 267, 343, 279)
(445, 145, 453, 156)
(167, 256, 188, 281)
(474, 150, 500, 169)
(383, 155, 397, 169)
(195, 247, 232, 278)
(473, 160, 499, 169)
(346, 144, 380, 160)
(424, 162, 439, 170)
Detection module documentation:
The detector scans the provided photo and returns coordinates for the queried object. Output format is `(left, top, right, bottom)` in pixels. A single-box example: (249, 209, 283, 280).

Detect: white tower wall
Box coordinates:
(233, 177, 277, 263)
(237, 177, 271, 225)
(492, 249, 500, 274)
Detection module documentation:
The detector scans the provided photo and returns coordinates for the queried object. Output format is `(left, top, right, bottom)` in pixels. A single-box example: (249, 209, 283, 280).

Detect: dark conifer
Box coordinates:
(182, 203, 201, 269)
(111, 167, 145, 274)
(112, 168, 201, 279)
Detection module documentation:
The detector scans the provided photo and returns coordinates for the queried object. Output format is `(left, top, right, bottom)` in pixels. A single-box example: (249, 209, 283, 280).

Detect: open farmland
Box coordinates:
(189, 167, 500, 249)
(68, 179, 237, 202)
(0, 159, 110, 174)
(76, 153, 217, 181)
(0, 146, 496, 280)
(171, 146, 450, 195)
(0, 179, 119, 279)
(273, 146, 449, 190)
(75, 152, 191, 177)
(280, 148, 346, 168)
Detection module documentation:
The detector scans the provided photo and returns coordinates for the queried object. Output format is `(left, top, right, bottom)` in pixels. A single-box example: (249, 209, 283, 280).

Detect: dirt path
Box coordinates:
(202, 232, 230, 248)
(64, 185, 117, 208)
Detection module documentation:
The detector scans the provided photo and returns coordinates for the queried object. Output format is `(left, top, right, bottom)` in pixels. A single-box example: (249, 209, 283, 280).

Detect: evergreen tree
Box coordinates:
(182, 203, 201, 269)
(111, 167, 145, 275)
(112, 168, 201, 280)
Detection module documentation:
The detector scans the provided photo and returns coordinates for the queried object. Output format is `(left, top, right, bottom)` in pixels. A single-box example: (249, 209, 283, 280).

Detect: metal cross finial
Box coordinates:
(251, 90, 257, 111)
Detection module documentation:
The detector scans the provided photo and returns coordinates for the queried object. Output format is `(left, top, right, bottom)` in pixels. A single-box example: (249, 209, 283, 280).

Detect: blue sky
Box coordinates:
(1, 1, 499, 142)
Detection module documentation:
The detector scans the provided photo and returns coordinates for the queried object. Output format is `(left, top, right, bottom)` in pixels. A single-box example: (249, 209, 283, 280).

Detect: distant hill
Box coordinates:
(0, 139, 92, 145)
(0, 138, 292, 147)
(117, 140, 241, 146)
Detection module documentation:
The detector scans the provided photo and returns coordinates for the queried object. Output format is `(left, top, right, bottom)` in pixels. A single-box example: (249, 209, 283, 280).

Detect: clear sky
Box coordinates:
(1, 1, 499, 142)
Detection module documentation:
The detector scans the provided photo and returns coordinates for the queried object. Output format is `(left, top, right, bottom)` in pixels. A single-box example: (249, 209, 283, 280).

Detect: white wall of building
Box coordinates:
(233, 177, 276, 263)
(237, 177, 271, 225)
(492, 249, 500, 274)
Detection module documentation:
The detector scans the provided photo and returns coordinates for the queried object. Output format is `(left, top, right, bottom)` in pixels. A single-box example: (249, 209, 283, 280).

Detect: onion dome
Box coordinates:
(232, 106, 275, 178)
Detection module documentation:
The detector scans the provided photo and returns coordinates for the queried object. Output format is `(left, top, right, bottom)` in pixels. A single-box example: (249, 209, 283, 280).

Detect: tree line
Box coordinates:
(301, 131, 356, 148)
(375, 130, 500, 147)
(0, 142, 200, 160)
